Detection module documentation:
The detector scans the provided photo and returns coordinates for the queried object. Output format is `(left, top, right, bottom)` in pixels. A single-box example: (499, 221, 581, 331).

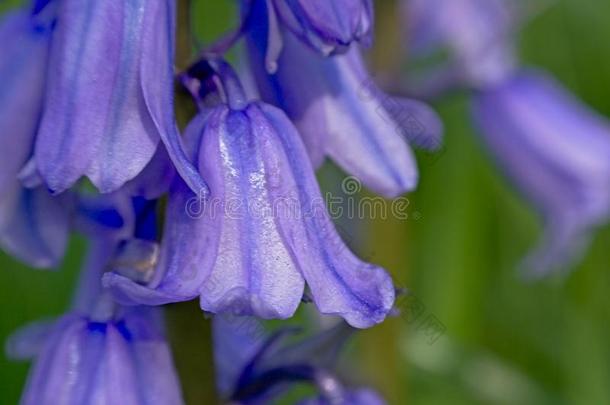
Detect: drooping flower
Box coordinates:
(472, 71, 610, 276)
(270, 0, 373, 55)
(244, 0, 443, 198)
(0, 3, 71, 268)
(34, 0, 207, 195)
(0, 7, 50, 192)
(6, 203, 183, 405)
(12, 307, 183, 405)
(404, 0, 610, 275)
(212, 315, 386, 404)
(235, 0, 373, 74)
(403, 0, 517, 87)
(104, 60, 395, 328)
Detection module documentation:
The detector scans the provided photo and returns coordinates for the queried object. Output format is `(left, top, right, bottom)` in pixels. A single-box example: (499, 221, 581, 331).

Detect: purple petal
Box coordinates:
(5, 319, 55, 360)
(20, 309, 183, 405)
(20, 314, 87, 405)
(73, 191, 136, 241)
(139, 0, 210, 197)
(104, 114, 219, 306)
(318, 48, 422, 196)
(257, 104, 395, 328)
(263, 321, 353, 370)
(71, 238, 121, 313)
(102, 179, 211, 306)
(196, 107, 305, 319)
(403, 0, 516, 86)
(247, 23, 424, 197)
(472, 70, 610, 275)
(35, 0, 160, 193)
(124, 309, 185, 405)
(383, 97, 444, 151)
(123, 144, 177, 199)
(17, 158, 45, 189)
(273, 0, 373, 54)
(0, 185, 71, 268)
(212, 315, 266, 397)
(0, 9, 68, 268)
(0, 9, 50, 196)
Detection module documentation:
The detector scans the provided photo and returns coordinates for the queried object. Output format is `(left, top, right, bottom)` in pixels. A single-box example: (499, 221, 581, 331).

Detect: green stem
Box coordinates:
(166, 1, 217, 403)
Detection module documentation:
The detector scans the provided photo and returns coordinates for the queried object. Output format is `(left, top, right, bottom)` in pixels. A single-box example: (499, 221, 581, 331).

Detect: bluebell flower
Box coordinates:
(472, 71, 610, 276)
(212, 315, 386, 404)
(403, 0, 517, 87)
(245, 0, 443, 198)
(0, 3, 72, 268)
(11, 307, 183, 405)
(6, 203, 183, 405)
(236, 0, 373, 74)
(104, 60, 395, 328)
(405, 0, 610, 275)
(270, 0, 373, 56)
(34, 0, 207, 195)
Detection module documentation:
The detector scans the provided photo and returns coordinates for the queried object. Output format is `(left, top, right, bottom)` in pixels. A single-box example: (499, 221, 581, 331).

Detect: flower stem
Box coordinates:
(168, 1, 217, 403)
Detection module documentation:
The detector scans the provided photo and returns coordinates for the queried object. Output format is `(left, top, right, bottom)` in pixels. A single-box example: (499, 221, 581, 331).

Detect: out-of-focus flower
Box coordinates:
(6, 207, 183, 405)
(271, 0, 373, 55)
(212, 315, 386, 404)
(0, 6, 50, 194)
(403, 0, 517, 87)
(238, 0, 373, 74)
(0, 3, 71, 268)
(472, 71, 610, 276)
(13, 308, 183, 405)
(0, 186, 72, 268)
(245, 0, 442, 198)
(405, 0, 610, 275)
(104, 60, 395, 328)
(35, 0, 206, 195)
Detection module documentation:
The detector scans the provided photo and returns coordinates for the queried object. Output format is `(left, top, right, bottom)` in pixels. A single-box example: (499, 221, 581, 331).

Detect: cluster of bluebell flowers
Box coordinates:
(1, 0, 446, 403)
(3, 0, 605, 403)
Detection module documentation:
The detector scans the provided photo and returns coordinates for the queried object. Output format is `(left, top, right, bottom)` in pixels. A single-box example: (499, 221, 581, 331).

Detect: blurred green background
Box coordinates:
(1, 0, 610, 404)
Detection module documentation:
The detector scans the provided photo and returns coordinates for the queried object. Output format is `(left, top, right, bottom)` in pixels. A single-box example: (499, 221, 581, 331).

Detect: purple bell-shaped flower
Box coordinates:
(472, 71, 610, 276)
(244, 0, 442, 197)
(34, 0, 206, 195)
(0, 2, 71, 268)
(105, 60, 395, 328)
